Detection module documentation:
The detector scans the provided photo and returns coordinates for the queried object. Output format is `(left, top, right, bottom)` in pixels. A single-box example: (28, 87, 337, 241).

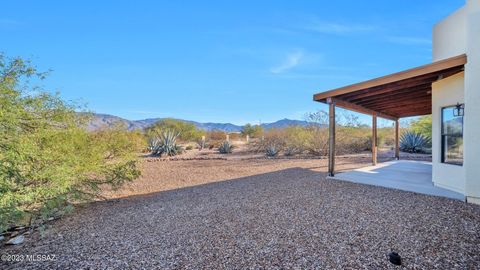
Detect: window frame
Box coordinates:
(440, 105, 464, 166)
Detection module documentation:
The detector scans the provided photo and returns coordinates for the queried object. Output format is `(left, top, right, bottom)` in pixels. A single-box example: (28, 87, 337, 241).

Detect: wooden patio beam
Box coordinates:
(354, 86, 431, 106)
(360, 95, 431, 110)
(367, 98, 431, 111)
(390, 111, 432, 118)
(330, 98, 398, 121)
(385, 104, 432, 113)
(342, 80, 432, 102)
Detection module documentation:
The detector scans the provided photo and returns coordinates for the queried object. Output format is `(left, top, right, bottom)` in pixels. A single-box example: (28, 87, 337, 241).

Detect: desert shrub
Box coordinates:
(255, 128, 286, 152)
(335, 126, 371, 154)
(241, 124, 264, 138)
(185, 145, 193, 150)
(207, 130, 227, 141)
(400, 131, 428, 153)
(283, 126, 311, 154)
(304, 111, 329, 156)
(148, 130, 182, 156)
(228, 132, 241, 141)
(284, 146, 298, 156)
(146, 118, 205, 142)
(206, 130, 230, 150)
(0, 55, 140, 232)
(218, 141, 233, 154)
(93, 124, 147, 155)
(378, 127, 395, 147)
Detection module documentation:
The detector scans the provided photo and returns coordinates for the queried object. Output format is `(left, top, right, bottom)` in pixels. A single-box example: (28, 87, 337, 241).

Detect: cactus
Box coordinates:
(218, 141, 233, 154)
(149, 130, 181, 156)
(266, 143, 279, 157)
(400, 131, 428, 153)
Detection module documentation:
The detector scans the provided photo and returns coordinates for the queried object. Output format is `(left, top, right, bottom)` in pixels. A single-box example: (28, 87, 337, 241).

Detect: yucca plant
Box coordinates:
(400, 131, 428, 153)
(266, 143, 279, 157)
(149, 130, 182, 156)
(218, 141, 233, 154)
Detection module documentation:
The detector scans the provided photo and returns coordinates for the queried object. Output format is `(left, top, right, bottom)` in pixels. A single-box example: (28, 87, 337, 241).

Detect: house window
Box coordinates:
(441, 106, 463, 165)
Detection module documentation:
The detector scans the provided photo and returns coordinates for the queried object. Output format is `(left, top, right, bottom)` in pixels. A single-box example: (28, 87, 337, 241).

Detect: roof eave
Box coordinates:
(313, 54, 467, 102)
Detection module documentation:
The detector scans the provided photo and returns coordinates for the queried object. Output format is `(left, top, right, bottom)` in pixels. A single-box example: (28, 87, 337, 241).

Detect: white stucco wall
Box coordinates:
(431, 0, 480, 202)
(432, 6, 467, 61)
(431, 73, 465, 193)
(464, 0, 480, 203)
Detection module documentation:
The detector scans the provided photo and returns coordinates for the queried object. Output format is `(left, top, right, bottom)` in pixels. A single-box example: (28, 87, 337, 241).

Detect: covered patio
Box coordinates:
(333, 160, 464, 200)
(314, 54, 466, 198)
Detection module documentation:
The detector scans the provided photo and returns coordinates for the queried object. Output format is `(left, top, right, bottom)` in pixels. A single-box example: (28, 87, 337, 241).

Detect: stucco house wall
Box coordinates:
(431, 73, 465, 193)
(431, 0, 480, 203)
(432, 7, 466, 62)
(464, 0, 480, 204)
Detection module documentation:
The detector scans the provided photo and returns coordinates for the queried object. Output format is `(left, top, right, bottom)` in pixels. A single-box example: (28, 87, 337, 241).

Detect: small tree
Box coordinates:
(304, 111, 329, 155)
(410, 115, 432, 145)
(241, 123, 264, 138)
(0, 54, 140, 232)
(146, 118, 204, 142)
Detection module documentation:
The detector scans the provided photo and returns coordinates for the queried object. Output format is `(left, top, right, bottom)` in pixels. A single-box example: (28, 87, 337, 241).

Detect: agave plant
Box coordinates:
(265, 143, 279, 157)
(149, 130, 182, 156)
(400, 131, 428, 153)
(148, 137, 162, 155)
(218, 140, 233, 154)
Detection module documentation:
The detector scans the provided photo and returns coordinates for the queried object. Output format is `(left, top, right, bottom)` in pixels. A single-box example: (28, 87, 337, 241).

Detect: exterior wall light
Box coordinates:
(453, 103, 465, 117)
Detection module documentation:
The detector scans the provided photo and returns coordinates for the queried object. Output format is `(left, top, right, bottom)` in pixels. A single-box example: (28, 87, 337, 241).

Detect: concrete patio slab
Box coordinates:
(330, 160, 465, 201)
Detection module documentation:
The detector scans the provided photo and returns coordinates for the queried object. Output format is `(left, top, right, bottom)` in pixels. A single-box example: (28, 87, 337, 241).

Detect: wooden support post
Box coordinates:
(372, 114, 378, 166)
(328, 98, 336, 176)
(395, 119, 400, 160)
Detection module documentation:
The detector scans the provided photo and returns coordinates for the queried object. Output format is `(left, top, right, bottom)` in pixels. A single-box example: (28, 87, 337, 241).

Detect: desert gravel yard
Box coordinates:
(2, 158, 480, 269)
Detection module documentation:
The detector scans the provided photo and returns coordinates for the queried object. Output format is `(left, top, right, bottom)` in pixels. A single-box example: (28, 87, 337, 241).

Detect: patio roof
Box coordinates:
(313, 54, 467, 120)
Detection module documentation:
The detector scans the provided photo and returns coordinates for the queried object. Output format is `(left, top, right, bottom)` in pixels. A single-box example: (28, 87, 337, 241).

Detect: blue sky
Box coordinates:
(1, 0, 464, 125)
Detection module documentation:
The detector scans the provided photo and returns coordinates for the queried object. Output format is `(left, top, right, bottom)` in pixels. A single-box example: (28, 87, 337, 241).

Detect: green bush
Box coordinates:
(0, 55, 140, 232)
(409, 116, 432, 147)
(146, 118, 205, 142)
(283, 126, 310, 154)
(241, 124, 264, 138)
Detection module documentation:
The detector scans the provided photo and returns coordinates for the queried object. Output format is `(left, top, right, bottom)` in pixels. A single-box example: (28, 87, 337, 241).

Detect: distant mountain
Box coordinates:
(86, 113, 311, 132)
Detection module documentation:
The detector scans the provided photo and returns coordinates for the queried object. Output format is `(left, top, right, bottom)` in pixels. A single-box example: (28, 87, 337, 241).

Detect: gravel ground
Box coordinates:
(1, 158, 479, 269)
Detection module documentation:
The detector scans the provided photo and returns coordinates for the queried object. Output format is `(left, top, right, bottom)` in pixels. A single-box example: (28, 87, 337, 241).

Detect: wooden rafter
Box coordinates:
(331, 98, 398, 121)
